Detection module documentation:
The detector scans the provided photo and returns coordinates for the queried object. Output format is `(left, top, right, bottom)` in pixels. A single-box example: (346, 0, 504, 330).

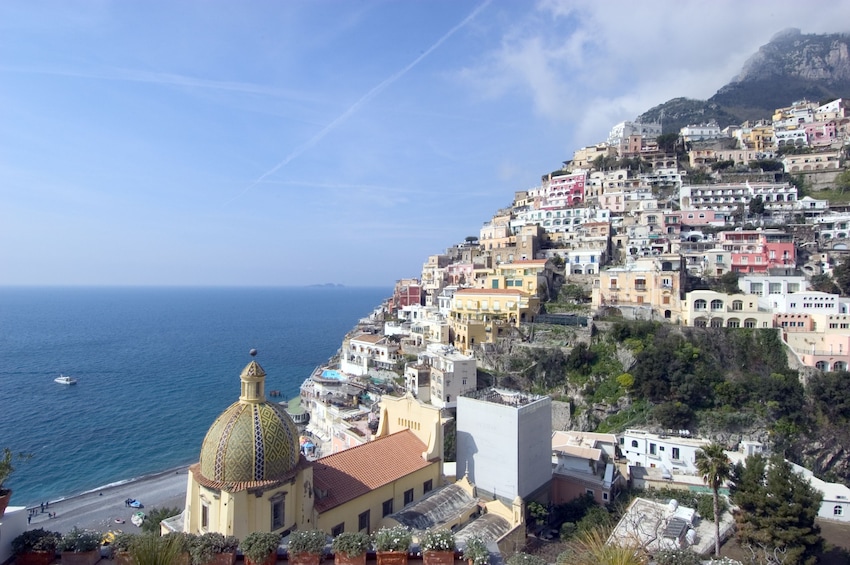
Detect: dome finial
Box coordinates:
(250, 348, 258, 357)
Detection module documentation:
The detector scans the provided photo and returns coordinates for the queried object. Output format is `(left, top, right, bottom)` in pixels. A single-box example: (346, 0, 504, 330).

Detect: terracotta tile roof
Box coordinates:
(350, 333, 385, 344)
(312, 430, 435, 513)
(455, 288, 528, 296)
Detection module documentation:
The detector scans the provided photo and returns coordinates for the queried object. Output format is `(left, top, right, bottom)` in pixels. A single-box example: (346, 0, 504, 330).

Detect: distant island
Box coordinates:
(308, 283, 345, 288)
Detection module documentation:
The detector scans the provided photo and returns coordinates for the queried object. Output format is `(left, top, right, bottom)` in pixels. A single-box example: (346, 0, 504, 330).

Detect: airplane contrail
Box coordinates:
(226, 0, 492, 204)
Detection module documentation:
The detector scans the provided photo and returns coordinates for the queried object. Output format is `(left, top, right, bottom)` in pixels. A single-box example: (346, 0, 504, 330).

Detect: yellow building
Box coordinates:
(477, 259, 554, 297)
(591, 257, 682, 321)
(179, 357, 442, 539)
(449, 288, 539, 353)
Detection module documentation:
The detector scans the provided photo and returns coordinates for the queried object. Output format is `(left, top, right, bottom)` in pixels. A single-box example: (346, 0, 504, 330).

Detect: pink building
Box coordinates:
(541, 171, 586, 207)
(805, 120, 837, 147)
(718, 230, 795, 274)
(446, 263, 474, 286)
(392, 278, 423, 309)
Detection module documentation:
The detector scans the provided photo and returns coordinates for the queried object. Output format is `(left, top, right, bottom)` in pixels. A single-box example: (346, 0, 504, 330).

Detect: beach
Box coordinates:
(24, 467, 189, 534)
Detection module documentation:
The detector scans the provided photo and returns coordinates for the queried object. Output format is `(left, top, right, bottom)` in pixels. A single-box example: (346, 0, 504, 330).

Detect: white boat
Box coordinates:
(54, 375, 77, 385)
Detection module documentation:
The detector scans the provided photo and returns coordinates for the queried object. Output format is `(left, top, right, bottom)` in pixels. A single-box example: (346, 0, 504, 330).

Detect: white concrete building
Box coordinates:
(680, 123, 723, 142)
(619, 429, 710, 476)
(340, 333, 400, 376)
(738, 275, 809, 297)
(791, 462, 850, 523)
(416, 343, 477, 409)
(457, 389, 552, 502)
(680, 182, 797, 214)
(682, 290, 773, 328)
(768, 291, 846, 315)
(607, 120, 662, 146)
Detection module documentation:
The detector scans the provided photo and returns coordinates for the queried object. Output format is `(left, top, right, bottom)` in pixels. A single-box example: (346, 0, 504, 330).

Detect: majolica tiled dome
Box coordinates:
(198, 360, 300, 486)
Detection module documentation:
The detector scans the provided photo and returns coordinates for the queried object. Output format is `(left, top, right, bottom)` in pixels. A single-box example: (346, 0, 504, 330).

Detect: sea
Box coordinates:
(0, 286, 390, 508)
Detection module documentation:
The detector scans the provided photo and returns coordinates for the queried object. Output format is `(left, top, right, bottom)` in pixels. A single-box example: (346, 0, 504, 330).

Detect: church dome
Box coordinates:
(198, 360, 300, 487)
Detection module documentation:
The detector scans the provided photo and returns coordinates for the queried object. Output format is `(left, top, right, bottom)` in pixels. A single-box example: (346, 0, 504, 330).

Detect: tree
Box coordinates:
(656, 133, 680, 154)
(141, 506, 182, 534)
(730, 455, 823, 565)
(695, 443, 732, 556)
(749, 195, 766, 216)
(831, 256, 850, 295)
(836, 169, 850, 194)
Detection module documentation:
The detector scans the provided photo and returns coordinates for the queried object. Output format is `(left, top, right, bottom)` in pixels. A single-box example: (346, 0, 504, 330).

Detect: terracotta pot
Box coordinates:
(0, 489, 11, 518)
(60, 550, 100, 565)
(245, 553, 278, 565)
(16, 551, 56, 565)
(176, 553, 191, 565)
(375, 551, 408, 565)
(202, 553, 237, 565)
(422, 551, 455, 565)
(287, 553, 320, 565)
(333, 553, 365, 565)
(114, 551, 133, 565)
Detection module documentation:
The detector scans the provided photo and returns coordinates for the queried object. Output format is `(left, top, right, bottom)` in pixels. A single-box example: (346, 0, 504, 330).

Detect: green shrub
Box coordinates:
(58, 528, 102, 553)
(505, 553, 546, 565)
(331, 532, 370, 557)
(240, 532, 281, 563)
(287, 530, 327, 556)
(11, 528, 60, 554)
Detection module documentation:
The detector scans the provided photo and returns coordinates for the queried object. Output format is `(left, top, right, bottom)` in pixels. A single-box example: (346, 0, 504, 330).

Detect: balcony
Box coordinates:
(634, 284, 647, 291)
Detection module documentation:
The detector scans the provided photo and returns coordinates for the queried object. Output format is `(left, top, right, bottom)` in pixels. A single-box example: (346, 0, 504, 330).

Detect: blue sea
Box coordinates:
(0, 286, 390, 507)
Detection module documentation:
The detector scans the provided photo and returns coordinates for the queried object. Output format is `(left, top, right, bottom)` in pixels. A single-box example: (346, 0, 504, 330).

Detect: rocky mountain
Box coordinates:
(638, 28, 850, 133)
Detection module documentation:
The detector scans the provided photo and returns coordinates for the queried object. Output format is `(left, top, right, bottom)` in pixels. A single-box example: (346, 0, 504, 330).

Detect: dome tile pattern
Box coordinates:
(200, 399, 300, 486)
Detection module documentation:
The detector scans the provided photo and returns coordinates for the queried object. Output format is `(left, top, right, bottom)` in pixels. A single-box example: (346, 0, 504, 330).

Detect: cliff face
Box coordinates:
(638, 29, 850, 133)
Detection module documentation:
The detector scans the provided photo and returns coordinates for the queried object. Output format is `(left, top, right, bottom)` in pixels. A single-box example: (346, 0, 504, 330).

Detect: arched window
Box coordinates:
(834, 362, 847, 372)
(694, 318, 707, 327)
(710, 318, 724, 328)
(694, 299, 707, 311)
(631, 440, 639, 448)
(835, 505, 844, 516)
(727, 318, 740, 328)
(711, 299, 724, 311)
(816, 361, 829, 371)
(732, 300, 743, 311)
(744, 319, 757, 328)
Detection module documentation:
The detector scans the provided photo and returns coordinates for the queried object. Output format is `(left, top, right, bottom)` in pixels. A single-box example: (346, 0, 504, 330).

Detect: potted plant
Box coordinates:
(163, 532, 196, 565)
(419, 531, 455, 565)
(240, 532, 281, 565)
(129, 534, 184, 565)
(0, 448, 31, 517)
(190, 533, 239, 565)
(58, 528, 102, 565)
(331, 532, 370, 565)
(461, 537, 489, 565)
(111, 533, 138, 565)
(372, 526, 411, 565)
(12, 528, 60, 565)
(286, 530, 326, 565)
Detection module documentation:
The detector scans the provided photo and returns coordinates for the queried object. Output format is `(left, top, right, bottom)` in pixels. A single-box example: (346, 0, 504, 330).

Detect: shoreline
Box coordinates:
(22, 465, 190, 534)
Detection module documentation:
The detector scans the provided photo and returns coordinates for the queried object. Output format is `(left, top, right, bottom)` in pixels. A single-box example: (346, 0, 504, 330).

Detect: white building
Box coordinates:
(738, 274, 809, 297)
(619, 429, 710, 476)
(457, 389, 552, 502)
(680, 123, 723, 142)
(791, 462, 850, 523)
(769, 291, 847, 315)
(607, 120, 662, 147)
(416, 343, 477, 409)
(680, 182, 798, 214)
(340, 333, 400, 376)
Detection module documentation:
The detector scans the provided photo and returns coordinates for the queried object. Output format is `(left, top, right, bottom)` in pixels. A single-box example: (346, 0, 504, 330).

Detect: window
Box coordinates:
(671, 447, 680, 460)
(694, 299, 707, 311)
(382, 498, 394, 517)
(404, 489, 414, 506)
(711, 299, 724, 311)
(835, 505, 843, 516)
(649, 443, 657, 455)
(423, 479, 433, 493)
(769, 283, 782, 294)
(586, 489, 595, 497)
(332, 523, 345, 537)
(732, 300, 743, 311)
(631, 440, 639, 448)
(358, 510, 370, 533)
(603, 493, 609, 501)
(271, 494, 285, 530)
(201, 503, 209, 530)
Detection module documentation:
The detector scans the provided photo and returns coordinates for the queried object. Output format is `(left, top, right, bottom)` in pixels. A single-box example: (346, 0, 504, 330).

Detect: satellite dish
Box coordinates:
(249, 348, 258, 357)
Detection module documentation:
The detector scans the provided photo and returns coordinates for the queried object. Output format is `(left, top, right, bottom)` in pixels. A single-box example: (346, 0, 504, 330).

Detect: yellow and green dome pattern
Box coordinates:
(199, 363, 300, 486)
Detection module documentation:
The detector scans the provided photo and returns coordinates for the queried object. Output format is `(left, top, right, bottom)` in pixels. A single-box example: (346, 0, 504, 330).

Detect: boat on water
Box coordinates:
(54, 375, 77, 385)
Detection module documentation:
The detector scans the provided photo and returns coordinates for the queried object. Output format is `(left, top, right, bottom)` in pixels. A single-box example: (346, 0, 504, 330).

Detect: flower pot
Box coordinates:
(61, 550, 101, 565)
(423, 551, 455, 565)
(114, 551, 133, 565)
(16, 551, 56, 565)
(376, 551, 408, 565)
(245, 553, 277, 565)
(288, 553, 320, 565)
(333, 554, 365, 565)
(0, 489, 11, 518)
(203, 553, 237, 565)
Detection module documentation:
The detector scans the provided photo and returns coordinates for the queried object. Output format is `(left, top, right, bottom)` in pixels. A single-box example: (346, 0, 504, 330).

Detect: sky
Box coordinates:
(2, 1, 849, 287)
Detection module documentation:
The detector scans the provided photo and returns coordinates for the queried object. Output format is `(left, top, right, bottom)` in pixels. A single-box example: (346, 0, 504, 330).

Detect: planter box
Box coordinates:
(16, 551, 56, 565)
(333, 553, 365, 565)
(288, 553, 320, 565)
(114, 551, 133, 565)
(0, 490, 11, 518)
(245, 553, 277, 565)
(423, 551, 455, 565)
(201, 553, 237, 565)
(61, 550, 100, 565)
(375, 552, 408, 565)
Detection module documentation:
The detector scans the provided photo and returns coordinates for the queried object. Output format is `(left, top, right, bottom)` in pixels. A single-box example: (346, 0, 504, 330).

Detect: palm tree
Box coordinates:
(695, 442, 732, 556)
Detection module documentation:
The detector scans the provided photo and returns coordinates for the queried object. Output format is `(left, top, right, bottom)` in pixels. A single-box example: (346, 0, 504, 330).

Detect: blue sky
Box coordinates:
(2, 1, 849, 287)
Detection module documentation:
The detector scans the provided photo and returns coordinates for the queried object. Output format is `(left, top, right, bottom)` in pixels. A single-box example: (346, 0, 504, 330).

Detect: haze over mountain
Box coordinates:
(638, 29, 850, 133)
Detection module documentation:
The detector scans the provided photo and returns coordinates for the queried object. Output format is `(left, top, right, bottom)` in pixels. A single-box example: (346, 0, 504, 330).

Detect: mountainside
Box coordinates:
(638, 28, 850, 133)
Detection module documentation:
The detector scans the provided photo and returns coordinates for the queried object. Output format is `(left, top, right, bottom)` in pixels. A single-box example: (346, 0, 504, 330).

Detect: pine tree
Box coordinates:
(731, 455, 823, 565)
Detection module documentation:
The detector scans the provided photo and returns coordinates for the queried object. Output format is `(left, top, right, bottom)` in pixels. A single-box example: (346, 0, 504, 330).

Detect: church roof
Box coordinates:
(197, 360, 301, 488)
(312, 430, 434, 513)
(389, 482, 478, 531)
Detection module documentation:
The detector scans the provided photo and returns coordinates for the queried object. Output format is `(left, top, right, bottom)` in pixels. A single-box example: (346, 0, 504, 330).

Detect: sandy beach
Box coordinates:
(24, 466, 189, 534)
